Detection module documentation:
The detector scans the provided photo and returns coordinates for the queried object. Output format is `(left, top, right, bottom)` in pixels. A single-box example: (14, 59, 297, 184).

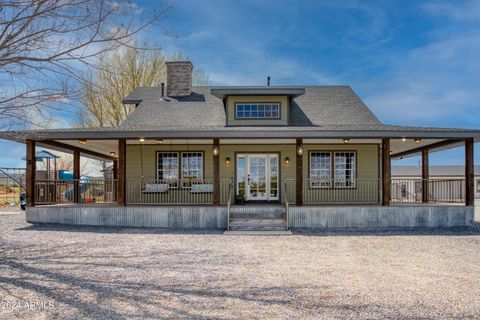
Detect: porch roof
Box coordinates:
(1, 124, 479, 141)
(0, 124, 479, 161)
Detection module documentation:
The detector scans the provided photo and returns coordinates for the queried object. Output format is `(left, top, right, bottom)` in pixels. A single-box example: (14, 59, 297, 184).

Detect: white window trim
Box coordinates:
(308, 151, 357, 189)
(235, 102, 280, 119)
(333, 151, 356, 189)
(309, 151, 332, 189)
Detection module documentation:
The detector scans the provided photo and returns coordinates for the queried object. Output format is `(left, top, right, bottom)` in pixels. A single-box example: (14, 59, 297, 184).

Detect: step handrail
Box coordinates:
(283, 180, 289, 230)
(226, 181, 233, 231)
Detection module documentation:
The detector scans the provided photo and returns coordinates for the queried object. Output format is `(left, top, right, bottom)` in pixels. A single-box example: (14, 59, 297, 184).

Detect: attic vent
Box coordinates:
(166, 61, 193, 97)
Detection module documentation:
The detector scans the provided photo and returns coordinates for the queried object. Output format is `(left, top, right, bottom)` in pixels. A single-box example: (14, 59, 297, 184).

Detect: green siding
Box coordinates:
(125, 143, 380, 204)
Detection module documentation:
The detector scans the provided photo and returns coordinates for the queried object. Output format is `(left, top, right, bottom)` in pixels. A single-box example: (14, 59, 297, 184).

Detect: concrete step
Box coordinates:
(229, 225, 287, 231)
(224, 230, 293, 236)
(230, 212, 285, 219)
(230, 218, 286, 226)
(230, 205, 285, 215)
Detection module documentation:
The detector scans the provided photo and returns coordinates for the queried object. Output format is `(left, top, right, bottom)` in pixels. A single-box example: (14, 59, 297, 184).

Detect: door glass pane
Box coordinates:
(237, 156, 246, 197)
(270, 155, 278, 197)
(249, 156, 266, 198)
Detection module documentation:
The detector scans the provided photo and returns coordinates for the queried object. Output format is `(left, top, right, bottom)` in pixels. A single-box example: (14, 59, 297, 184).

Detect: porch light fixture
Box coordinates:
(296, 143, 304, 156)
(415, 138, 421, 144)
(401, 137, 407, 142)
(139, 138, 145, 143)
(389, 151, 393, 155)
(79, 139, 87, 145)
(156, 138, 163, 144)
(110, 152, 116, 157)
(285, 157, 290, 164)
(225, 157, 230, 164)
(212, 144, 220, 156)
(343, 138, 350, 144)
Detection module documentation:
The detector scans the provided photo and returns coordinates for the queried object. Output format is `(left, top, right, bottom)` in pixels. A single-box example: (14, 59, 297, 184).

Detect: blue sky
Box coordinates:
(1, 0, 479, 167)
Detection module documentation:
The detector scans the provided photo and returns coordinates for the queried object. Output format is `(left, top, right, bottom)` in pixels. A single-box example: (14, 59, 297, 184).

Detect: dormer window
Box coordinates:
(235, 103, 280, 119)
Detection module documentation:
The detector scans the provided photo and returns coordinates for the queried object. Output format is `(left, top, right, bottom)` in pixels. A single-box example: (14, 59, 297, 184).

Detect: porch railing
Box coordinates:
(34, 179, 117, 205)
(126, 179, 232, 205)
(302, 178, 381, 204)
(390, 178, 465, 204)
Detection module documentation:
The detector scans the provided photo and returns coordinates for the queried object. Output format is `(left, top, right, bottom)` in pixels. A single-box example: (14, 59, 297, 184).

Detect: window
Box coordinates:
(235, 103, 280, 119)
(309, 152, 332, 188)
(309, 151, 357, 188)
(181, 152, 203, 180)
(157, 152, 204, 188)
(157, 152, 179, 181)
(334, 152, 356, 188)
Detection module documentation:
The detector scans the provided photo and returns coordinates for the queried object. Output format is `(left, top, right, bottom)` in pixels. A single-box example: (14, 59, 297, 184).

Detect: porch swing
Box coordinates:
(140, 139, 170, 193)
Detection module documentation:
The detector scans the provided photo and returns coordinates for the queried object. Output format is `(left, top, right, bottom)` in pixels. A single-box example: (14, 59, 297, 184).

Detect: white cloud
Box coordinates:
(422, 0, 480, 21)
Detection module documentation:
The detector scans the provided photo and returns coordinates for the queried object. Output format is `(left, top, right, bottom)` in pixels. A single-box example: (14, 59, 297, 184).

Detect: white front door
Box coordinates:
(237, 154, 279, 201)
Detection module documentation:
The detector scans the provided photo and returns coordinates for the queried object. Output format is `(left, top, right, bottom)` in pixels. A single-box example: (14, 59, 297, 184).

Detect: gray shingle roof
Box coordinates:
(121, 85, 381, 129)
(0, 85, 479, 142)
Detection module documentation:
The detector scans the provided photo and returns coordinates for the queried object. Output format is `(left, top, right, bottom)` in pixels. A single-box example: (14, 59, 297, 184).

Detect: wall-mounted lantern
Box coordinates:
(212, 143, 220, 156)
(285, 157, 290, 164)
(296, 143, 304, 156)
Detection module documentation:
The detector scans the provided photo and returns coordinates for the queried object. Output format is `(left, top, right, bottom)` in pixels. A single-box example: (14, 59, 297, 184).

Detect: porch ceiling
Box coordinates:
(38, 139, 118, 161)
(36, 137, 466, 162)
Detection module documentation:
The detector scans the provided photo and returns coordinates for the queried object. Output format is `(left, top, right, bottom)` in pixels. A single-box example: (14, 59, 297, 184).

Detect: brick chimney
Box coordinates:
(166, 61, 193, 97)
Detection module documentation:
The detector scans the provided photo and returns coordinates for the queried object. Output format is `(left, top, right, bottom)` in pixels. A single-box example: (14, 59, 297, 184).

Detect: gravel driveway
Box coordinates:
(1, 213, 480, 319)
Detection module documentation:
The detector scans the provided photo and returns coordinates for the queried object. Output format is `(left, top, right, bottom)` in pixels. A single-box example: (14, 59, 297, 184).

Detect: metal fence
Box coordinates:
(391, 178, 465, 204)
(35, 179, 117, 205)
(126, 179, 232, 205)
(0, 167, 26, 207)
(283, 179, 381, 204)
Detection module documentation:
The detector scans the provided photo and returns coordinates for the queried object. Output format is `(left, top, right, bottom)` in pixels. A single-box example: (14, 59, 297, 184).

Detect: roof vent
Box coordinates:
(160, 83, 165, 100)
(166, 61, 193, 97)
(267, 76, 271, 86)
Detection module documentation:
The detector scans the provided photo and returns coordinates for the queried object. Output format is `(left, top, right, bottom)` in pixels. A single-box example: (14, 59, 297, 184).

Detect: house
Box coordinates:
(0, 61, 478, 231)
(392, 165, 480, 202)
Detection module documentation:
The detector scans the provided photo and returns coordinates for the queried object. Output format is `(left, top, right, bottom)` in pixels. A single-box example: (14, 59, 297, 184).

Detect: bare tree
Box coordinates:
(79, 45, 210, 128)
(0, 0, 169, 129)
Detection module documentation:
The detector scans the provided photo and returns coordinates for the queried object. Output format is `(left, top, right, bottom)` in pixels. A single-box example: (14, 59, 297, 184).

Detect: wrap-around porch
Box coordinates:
(23, 136, 476, 230)
(26, 137, 476, 207)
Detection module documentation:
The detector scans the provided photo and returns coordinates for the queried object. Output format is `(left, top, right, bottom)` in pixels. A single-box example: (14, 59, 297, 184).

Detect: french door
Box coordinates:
(236, 154, 279, 201)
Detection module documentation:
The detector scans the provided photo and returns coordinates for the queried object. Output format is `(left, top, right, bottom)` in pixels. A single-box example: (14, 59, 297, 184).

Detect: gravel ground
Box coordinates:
(1, 214, 480, 319)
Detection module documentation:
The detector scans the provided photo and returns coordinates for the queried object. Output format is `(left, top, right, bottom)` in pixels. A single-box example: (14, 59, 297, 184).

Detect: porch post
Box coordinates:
(73, 150, 80, 203)
(26, 140, 36, 207)
(382, 138, 391, 206)
(213, 138, 220, 205)
(113, 160, 118, 180)
(465, 138, 474, 206)
(422, 149, 429, 203)
(113, 160, 118, 202)
(117, 139, 126, 206)
(296, 138, 303, 206)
